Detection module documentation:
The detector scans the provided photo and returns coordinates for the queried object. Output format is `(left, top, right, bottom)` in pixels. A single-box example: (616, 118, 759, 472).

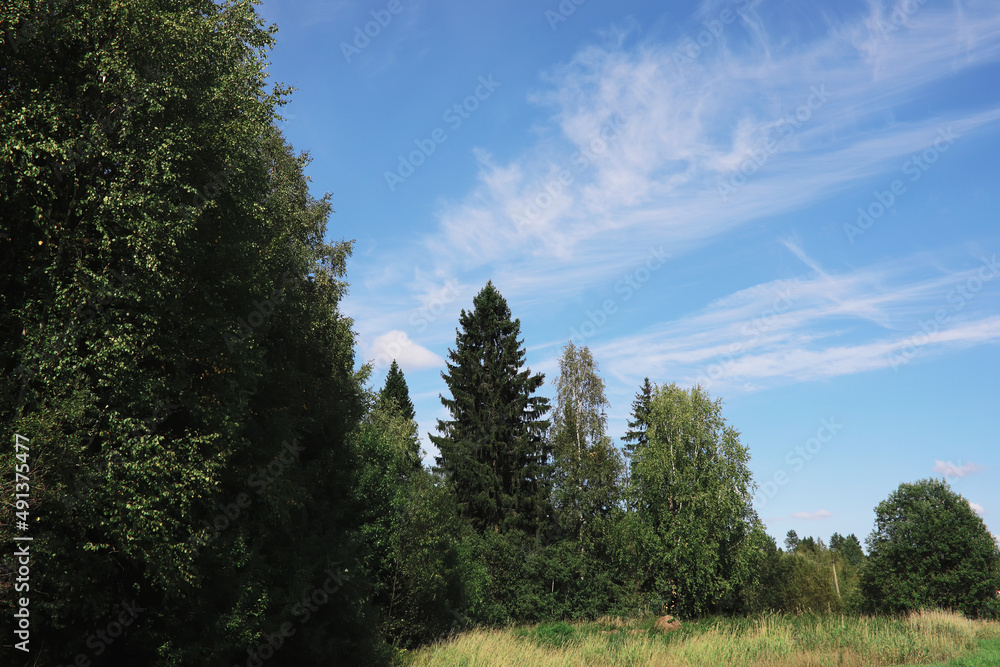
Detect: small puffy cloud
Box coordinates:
(968, 501, 985, 515)
(367, 330, 444, 372)
(790, 510, 833, 520)
(932, 460, 985, 478)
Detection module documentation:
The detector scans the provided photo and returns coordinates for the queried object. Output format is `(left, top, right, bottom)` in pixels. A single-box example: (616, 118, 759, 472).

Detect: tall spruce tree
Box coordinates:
(622, 377, 653, 457)
(430, 281, 551, 534)
(379, 359, 416, 421)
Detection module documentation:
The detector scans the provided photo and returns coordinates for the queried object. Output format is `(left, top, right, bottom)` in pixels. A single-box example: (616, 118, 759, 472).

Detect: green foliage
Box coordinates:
(522, 621, 577, 648)
(430, 281, 551, 535)
(747, 531, 865, 614)
(777, 553, 842, 613)
(0, 1, 387, 663)
(830, 532, 865, 568)
(626, 383, 763, 617)
(550, 342, 623, 546)
(379, 359, 416, 422)
(862, 478, 1000, 618)
(622, 377, 653, 458)
(458, 526, 630, 626)
(8, 4, 997, 658)
(352, 397, 422, 601)
(381, 471, 472, 647)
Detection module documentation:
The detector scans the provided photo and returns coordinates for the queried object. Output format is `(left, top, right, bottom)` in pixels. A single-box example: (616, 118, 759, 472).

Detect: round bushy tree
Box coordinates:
(862, 478, 1000, 617)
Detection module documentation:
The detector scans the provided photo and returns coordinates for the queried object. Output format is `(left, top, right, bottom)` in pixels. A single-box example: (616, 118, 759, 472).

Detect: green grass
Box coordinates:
(898, 637, 1000, 666)
(398, 609, 1000, 666)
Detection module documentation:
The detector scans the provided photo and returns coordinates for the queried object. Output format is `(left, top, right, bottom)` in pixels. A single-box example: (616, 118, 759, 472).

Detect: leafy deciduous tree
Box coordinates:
(627, 384, 763, 617)
(862, 478, 1000, 618)
(0, 1, 385, 663)
(550, 342, 623, 544)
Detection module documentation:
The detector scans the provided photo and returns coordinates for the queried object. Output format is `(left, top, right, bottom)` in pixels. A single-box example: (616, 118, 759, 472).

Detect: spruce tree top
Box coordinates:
(380, 359, 416, 421)
(623, 377, 654, 454)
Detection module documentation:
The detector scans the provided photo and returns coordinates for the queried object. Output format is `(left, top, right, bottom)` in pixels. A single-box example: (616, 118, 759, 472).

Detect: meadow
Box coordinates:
(399, 610, 1000, 667)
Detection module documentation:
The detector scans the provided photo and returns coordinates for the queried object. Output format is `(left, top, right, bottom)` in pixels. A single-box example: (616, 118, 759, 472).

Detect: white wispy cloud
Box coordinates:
(969, 501, 985, 515)
(933, 460, 986, 478)
(581, 248, 1000, 392)
(791, 509, 834, 520)
(409, 0, 1000, 301)
(363, 330, 445, 372)
(344, 0, 1000, 398)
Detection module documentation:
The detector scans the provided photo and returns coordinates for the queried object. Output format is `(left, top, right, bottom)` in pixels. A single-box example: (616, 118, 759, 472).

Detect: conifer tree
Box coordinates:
(379, 359, 416, 421)
(430, 281, 551, 534)
(830, 532, 865, 568)
(785, 529, 800, 552)
(622, 377, 654, 456)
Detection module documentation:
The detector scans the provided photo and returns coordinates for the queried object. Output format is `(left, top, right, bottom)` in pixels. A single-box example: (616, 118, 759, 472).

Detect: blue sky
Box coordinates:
(254, 0, 1000, 547)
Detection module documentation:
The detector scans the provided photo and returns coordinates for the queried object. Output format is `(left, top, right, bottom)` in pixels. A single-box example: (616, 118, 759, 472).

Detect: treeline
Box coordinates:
(2, 2, 999, 666)
(351, 287, 999, 654)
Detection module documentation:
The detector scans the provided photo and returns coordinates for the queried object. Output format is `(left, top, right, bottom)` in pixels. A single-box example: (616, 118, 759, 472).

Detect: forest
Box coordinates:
(2, 1, 999, 666)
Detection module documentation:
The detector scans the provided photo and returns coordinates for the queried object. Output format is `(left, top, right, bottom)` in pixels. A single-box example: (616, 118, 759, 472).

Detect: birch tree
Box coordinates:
(628, 383, 763, 616)
(550, 342, 623, 544)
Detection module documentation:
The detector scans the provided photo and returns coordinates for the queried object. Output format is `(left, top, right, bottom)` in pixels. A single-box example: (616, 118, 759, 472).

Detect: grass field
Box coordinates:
(398, 610, 1000, 666)
(897, 637, 1000, 666)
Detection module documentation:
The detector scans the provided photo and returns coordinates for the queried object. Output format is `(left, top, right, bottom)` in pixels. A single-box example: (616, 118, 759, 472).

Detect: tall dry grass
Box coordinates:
(400, 609, 1000, 667)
